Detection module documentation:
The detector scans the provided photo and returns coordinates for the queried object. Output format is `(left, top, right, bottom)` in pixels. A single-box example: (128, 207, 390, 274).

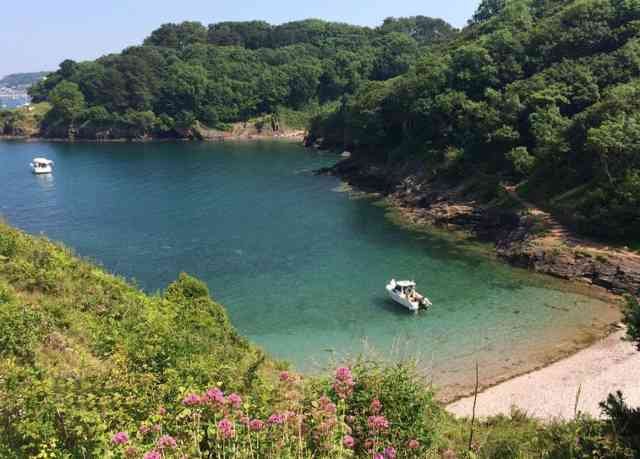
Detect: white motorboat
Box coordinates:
(386, 279, 432, 312)
(30, 158, 54, 174)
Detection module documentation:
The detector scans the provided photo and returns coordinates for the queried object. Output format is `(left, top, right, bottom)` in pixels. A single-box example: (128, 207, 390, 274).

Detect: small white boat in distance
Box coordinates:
(386, 279, 432, 312)
(30, 158, 54, 174)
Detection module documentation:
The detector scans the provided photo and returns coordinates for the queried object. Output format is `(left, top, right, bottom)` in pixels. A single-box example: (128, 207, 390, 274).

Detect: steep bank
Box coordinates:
(319, 155, 640, 300)
(0, 220, 276, 455)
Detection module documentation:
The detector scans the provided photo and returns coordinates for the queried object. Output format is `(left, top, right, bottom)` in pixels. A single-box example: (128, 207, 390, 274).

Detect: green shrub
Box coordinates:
(0, 301, 43, 362)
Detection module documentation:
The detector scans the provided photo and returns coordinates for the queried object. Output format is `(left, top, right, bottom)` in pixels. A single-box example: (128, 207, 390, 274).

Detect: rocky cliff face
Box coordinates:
(498, 225, 640, 298)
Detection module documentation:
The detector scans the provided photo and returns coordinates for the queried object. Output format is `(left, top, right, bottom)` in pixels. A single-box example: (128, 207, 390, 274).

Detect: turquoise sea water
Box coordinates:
(0, 140, 616, 395)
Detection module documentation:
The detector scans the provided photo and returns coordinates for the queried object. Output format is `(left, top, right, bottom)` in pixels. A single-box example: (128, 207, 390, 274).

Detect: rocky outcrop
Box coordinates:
(500, 240, 640, 297)
(322, 156, 640, 299)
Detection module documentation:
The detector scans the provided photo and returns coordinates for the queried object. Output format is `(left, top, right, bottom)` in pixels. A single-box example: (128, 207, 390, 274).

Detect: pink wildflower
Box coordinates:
(227, 393, 242, 409)
(157, 435, 177, 449)
(335, 366, 353, 381)
(182, 393, 201, 406)
(217, 418, 235, 439)
(124, 446, 138, 458)
(111, 431, 129, 445)
(152, 424, 161, 433)
(370, 398, 382, 414)
(374, 453, 385, 459)
(407, 439, 420, 449)
(384, 446, 397, 459)
(268, 413, 286, 425)
(143, 451, 161, 459)
(138, 424, 150, 435)
(158, 406, 167, 416)
(333, 366, 355, 399)
(367, 415, 390, 432)
(249, 419, 265, 431)
(206, 387, 226, 405)
(239, 414, 250, 425)
(342, 435, 355, 449)
(318, 395, 337, 414)
(279, 371, 291, 382)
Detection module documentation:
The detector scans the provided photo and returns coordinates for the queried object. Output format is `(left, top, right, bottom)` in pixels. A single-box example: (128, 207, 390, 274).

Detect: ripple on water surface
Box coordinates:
(0, 140, 619, 397)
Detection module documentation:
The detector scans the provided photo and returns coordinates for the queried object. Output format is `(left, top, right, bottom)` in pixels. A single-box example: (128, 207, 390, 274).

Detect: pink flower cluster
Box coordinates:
(249, 419, 265, 431)
(157, 434, 177, 449)
(114, 366, 425, 458)
(181, 387, 244, 411)
(111, 431, 129, 445)
(342, 434, 355, 449)
(318, 395, 337, 414)
(206, 387, 226, 406)
(367, 415, 390, 433)
(370, 398, 382, 414)
(182, 393, 201, 406)
(332, 367, 355, 399)
(227, 393, 242, 409)
(267, 413, 286, 425)
(217, 418, 235, 439)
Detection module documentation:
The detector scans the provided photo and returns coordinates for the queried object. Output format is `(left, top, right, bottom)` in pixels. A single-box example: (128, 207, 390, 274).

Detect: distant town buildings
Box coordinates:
(0, 87, 31, 109)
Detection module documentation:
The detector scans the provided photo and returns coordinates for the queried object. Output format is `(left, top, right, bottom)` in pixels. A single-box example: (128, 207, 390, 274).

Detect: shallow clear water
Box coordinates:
(0, 140, 616, 395)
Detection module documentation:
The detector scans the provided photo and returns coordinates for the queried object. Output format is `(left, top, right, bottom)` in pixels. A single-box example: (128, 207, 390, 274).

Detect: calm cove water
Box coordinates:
(0, 140, 617, 397)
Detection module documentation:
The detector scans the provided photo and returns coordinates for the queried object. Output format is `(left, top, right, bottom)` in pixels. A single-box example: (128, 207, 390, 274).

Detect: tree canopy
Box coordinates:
(309, 0, 640, 241)
(29, 17, 457, 138)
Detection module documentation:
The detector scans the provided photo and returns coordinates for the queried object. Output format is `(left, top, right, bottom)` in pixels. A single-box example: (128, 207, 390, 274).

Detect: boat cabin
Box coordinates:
(30, 158, 54, 174)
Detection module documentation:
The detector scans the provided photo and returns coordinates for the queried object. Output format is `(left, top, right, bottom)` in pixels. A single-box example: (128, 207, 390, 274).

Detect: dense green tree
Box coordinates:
(378, 16, 457, 45)
(284, 62, 322, 109)
(471, 0, 507, 24)
(143, 21, 207, 49)
(48, 81, 86, 123)
(157, 62, 209, 119)
(308, 0, 640, 240)
(371, 32, 419, 80)
(587, 114, 640, 183)
(32, 16, 453, 134)
(124, 110, 157, 137)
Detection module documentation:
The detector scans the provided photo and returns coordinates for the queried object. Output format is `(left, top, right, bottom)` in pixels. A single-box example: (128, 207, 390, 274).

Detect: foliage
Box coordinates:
(0, 222, 269, 457)
(623, 295, 640, 350)
(600, 391, 640, 454)
(309, 0, 640, 241)
(0, 222, 637, 457)
(28, 17, 457, 139)
(47, 80, 86, 124)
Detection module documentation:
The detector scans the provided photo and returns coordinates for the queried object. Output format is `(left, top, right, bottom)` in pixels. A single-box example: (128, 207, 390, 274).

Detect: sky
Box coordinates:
(0, 0, 480, 77)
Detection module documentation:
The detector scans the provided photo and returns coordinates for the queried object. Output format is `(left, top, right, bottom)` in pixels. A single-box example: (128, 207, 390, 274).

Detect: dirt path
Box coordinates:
(504, 185, 640, 261)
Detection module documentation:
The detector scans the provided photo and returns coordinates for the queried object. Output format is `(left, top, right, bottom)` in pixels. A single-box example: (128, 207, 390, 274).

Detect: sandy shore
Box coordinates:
(447, 329, 640, 420)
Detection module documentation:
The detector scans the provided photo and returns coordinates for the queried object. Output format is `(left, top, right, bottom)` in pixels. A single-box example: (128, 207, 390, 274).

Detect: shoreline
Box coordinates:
(446, 328, 640, 420)
(320, 156, 640, 300)
(0, 132, 306, 144)
(326, 159, 637, 407)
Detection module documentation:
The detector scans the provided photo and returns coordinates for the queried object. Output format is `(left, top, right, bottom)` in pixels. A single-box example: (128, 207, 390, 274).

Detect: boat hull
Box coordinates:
(31, 166, 52, 174)
(387, 290, 420, 312)
(385, 280, 432, 312)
